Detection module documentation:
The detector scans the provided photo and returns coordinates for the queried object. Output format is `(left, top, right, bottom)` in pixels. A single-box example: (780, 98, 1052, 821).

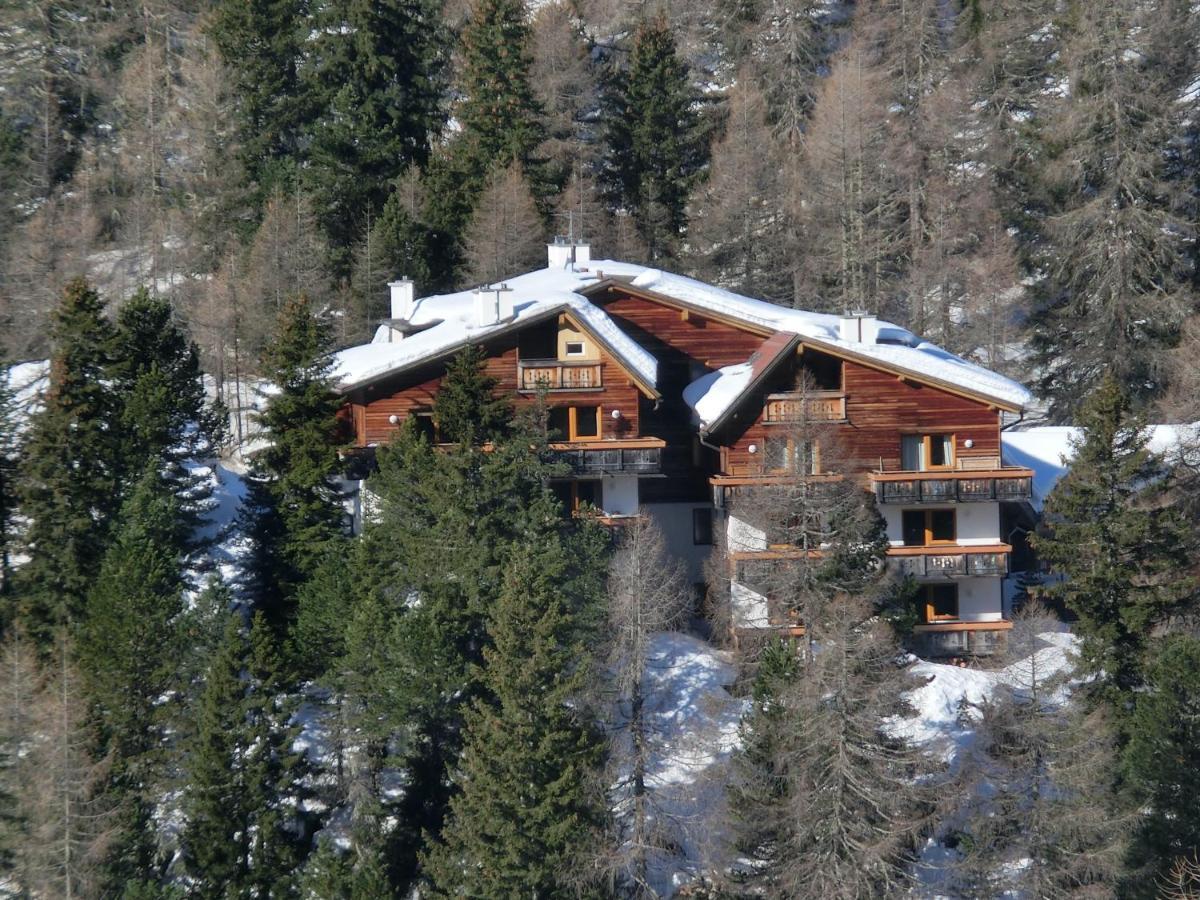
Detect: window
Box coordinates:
(901, 434, 955, 471)
(564, 340, 585, 356)
(413, 411, 439, 443)
(923, 584, 959, 622)
(548, 406, 602, 441)
(693, 508, 714, 545)
(551, 480, 603, 515)
(764, 437, 817, 474)
(902, 509, 957, 546)
(518, 321, 558, 359)
(799, 350, 843, 391)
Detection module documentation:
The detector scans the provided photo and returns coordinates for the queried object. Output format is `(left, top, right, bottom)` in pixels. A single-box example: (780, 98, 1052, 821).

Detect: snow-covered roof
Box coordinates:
(332, 265, 658, 391)
(331, 258, 1033, 413)
(1001, 424, 1200, 509)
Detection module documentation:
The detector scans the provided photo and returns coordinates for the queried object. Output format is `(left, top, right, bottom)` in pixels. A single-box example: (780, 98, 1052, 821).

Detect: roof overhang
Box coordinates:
(339, 302, 660, 400)
(584, 280, 1026, 413)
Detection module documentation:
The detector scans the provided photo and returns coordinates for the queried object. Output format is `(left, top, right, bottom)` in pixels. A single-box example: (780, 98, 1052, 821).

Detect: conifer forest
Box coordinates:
(3, 0, 1200, 897)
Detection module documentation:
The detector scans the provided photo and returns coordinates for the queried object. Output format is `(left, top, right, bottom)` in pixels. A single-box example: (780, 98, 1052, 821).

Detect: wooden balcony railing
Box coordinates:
(872, 468, 1034, 504)
(888, 545, 1010, 578)
(548, 446, 662, 475)
(518, 359, 602, 391)
(763, 391, 846, 423)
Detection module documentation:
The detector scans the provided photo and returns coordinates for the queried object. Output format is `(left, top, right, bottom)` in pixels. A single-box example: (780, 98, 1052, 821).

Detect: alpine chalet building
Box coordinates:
(333, 241, 1035, 656)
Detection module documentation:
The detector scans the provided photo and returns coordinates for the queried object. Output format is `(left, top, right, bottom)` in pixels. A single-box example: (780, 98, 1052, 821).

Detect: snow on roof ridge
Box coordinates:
(332, 257, 1032, 411)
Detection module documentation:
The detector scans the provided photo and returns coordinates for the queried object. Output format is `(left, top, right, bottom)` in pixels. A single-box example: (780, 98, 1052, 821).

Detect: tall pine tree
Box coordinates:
(17, 278, 120, 645)
(244, 294, 347, 637)
(76, 463, 187, 887)
(601, 18, 707, 261)
(302, 0, 446, 258)
(0, 352, 18, 612)
(1032, 375, 1195, 702)
(423, 535, 605, 897)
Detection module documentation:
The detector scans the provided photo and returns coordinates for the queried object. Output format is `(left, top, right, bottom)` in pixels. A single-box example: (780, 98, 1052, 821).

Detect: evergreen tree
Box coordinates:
(423, 536, 604, 897)
(182, 613, 253, 895)
(727, 636, 800, 879)
(76, 463, 186, 887)
(1123, 635, 1200, 893)
(351, 173, 434, 333)
(17, 278, 120, 644)
(601, 18, 706, 261)
(245, 294, 347, 637)
(432, 343, 513, 446)
(209, 0, 307, 192)
(302, 0, 446, 257)
(424, 0, 547, 262)
(0, 352, 18, 610)
(183, 612, 309, 897)
(950, 613, 1132, 896)
(1032, 375, 1195, 701)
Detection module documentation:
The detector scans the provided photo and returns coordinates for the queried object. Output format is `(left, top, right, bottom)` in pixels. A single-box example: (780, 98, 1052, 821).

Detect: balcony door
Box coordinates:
(901, 433, 954, 471)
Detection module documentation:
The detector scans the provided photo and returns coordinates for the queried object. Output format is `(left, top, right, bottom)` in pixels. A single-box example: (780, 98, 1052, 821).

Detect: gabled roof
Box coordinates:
(331, 258, 1033, 413)
(682, 333, 799, 433)
(332, 267, 658, 395)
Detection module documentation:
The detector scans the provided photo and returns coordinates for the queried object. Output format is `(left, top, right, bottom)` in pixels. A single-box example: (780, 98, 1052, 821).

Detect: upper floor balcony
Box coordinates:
(547, 437, 665, 476)
(763, 390, 847, 424)
(871, 461, 1034, 504)
(518, 359, 602, 392)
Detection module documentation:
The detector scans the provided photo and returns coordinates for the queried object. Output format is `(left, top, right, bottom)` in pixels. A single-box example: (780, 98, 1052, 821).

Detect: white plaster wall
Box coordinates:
(727, 513, 768, 553)
(601, 475, 639, 516)
(731, 582, 770, 628)
(954, 577, 1004, 622)
(643, 502, 715, 582)
(881, 501, 1001, 547)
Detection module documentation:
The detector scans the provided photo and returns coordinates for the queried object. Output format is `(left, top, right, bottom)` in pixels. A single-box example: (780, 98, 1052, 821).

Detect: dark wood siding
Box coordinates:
(346, 333, 643, 446)
(721, 355, 1002, 475)
(596, 290, 768, 501)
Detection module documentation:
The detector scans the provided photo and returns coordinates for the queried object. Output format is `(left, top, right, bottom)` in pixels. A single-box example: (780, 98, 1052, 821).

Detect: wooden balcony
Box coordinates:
(547, 438, 665, 475)
(518, 359, 602, 392)
(763, 391, 846, 423)
(888, 544, 1010, 578)
(911, 620, 1013, 657)
(872, 467, 1034, 504)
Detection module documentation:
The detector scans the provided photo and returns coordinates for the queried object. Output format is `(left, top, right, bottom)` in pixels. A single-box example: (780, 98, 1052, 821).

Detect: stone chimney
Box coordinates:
(838, 310, 880, 344)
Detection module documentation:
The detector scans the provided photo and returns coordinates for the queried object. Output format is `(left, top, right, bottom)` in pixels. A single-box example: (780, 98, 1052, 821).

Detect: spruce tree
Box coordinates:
(245, 294, 347, 637)
(351, 175, 434, 332)
(601, 18, 707, 261)
(0, 352, 18, 610)
(302, 0, 446, 256)
(183, 613, 253, 895)
(423, 536, 604, 897)
(76, 463, 186, 886)
(423, 0, 547, 265)
(432, 344, 512, 446)
(1032, 375, 1195, 701)
(183, 612, 309, 897)
(1027, 0, 1189, 417)
(17, 278, 120, 644)
(209, 0, 307, 193)
(1123, 634, 1200, 892)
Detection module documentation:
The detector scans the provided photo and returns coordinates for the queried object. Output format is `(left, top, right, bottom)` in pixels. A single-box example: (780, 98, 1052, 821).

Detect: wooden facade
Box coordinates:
(337, 274, 1031, 655)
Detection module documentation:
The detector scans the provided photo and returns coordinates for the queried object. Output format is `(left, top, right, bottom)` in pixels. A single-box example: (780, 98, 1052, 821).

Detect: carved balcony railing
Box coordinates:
(763, 391, 846, 423)
(518, 359, 602, 391)
(889, 547, 1009, 578)
(872, 468, 1034, 504)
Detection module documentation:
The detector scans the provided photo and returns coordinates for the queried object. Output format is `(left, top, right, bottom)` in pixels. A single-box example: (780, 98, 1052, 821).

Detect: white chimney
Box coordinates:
(389, 278, 415, 321)
(839, 310, 880, 344)
(474, 285, 515, 327)
(547, 237, 574, 269)
(574, 243, 591, 267)
(475, 286, 499, 326)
